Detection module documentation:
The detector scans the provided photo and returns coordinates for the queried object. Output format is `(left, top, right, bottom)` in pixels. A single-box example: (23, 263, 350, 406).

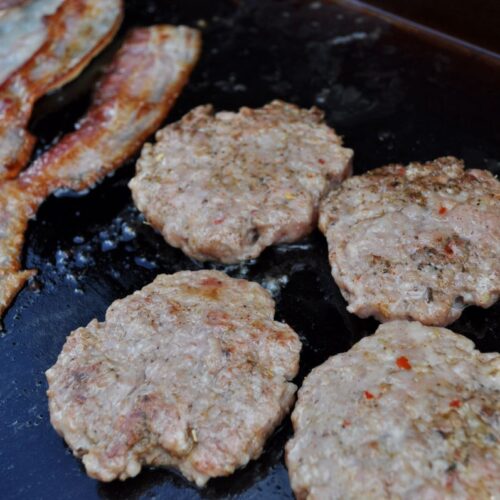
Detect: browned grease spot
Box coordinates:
(251, 320, 267, 331)
(182, 280, 222, 300)
(169, 300, 182, 314)
(273, 329, 292, 345)
(201, 277, 222, 287)
(206, 310, 231, 326)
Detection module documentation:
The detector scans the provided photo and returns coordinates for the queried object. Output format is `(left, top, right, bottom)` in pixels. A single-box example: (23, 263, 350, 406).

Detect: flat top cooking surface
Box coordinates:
(1, 1, 499, 499)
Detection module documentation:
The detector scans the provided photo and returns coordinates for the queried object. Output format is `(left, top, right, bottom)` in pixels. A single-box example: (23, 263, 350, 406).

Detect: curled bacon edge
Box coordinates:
(0, 24, 202, 320)
(0, 0, 124, 180)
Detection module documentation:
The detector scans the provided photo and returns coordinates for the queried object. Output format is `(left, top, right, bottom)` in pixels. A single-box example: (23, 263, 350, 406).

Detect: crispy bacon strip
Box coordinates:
(0, 0, 123, 180)
(0, 25, 201, 318)
(0, 0, 64, 85)
(0, 187, 37, 317)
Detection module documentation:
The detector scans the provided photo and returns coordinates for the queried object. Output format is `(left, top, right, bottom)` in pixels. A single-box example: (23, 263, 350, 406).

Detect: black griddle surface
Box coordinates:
(1, 1, 499, 499)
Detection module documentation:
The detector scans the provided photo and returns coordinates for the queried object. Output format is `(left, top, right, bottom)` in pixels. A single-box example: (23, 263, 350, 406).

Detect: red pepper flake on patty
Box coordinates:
(364, 390, 375, 400)
(396, 356, 412, 370)
(449, 399, 461, 408)
(438, 206, 447, 215)
(444, 242, 454, 256)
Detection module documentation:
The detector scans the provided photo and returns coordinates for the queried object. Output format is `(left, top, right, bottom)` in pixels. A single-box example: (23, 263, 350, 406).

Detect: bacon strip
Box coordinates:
(0, 0, 64, 85)
(0, 0, 123, 180)
(0, 25, 201, 319)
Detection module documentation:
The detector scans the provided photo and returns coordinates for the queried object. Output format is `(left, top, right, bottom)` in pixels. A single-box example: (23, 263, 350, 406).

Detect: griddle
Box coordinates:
(1, 1, 499, 498)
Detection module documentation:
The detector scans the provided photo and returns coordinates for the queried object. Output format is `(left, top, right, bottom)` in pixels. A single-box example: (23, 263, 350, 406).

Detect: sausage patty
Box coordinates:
(286, 320, 500, 499)
(46, 270, 301, 485)
(319, 156, 500, 325)
(130, 100, 353, 263)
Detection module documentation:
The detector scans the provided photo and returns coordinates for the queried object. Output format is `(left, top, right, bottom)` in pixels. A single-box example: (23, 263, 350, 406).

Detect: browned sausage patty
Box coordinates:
(319, 157, 500, 325)
(286, 320, 500, 499)
(46, 270, 301, 485)
(130, 100, 353, 263)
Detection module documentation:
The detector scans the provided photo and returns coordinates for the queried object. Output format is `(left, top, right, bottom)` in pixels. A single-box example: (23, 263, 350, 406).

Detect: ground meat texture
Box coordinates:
(319, 156, 500, 326)
(286, 320, 500, 500)
(129, 100, 353, 263)
(46, 270, 301, 485)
